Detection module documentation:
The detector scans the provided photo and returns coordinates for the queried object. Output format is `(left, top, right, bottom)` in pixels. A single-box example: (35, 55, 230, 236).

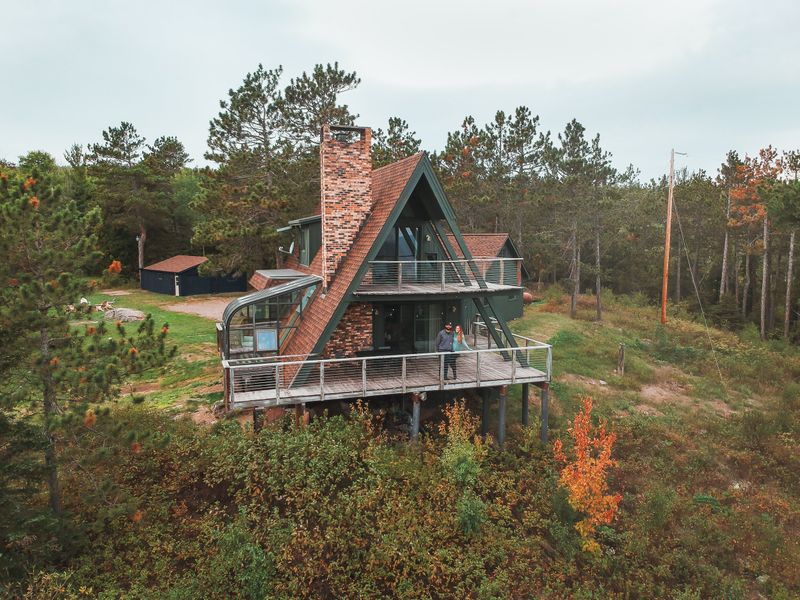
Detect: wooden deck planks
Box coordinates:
(230, 350, 547, 407)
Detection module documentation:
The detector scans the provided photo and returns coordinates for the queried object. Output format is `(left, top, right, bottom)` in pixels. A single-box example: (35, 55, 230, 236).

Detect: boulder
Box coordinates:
(104, 308, 146, 322)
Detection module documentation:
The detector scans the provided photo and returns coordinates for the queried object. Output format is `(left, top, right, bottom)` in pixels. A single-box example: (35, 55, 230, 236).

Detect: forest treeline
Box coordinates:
(3, 62, 799, 341)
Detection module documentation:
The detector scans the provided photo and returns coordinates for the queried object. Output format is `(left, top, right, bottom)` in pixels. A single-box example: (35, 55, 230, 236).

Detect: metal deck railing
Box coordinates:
(357, 258, 522, 294)
(222, 341, 551, 409)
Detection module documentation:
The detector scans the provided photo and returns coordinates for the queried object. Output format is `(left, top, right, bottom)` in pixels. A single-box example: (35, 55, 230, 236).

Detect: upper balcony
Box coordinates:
(355, 258, 522, 296)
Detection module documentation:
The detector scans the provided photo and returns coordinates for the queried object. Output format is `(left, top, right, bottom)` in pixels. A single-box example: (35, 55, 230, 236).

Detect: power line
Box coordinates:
(671, 196, 727, 395)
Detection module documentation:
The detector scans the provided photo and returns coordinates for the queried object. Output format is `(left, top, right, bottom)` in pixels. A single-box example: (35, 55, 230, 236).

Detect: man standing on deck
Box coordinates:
(435, 322, 456, 380)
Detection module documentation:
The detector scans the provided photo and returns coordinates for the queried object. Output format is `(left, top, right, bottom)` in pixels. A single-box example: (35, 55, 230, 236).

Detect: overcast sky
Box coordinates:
(2, 0, 798, 180)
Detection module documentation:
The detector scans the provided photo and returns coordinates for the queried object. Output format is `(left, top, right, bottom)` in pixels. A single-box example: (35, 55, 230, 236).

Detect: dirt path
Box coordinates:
(163, 297, 237, 321)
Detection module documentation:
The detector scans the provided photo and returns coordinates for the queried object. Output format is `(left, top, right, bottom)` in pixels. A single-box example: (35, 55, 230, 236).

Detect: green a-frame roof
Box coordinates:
(280, 152, 519, 366)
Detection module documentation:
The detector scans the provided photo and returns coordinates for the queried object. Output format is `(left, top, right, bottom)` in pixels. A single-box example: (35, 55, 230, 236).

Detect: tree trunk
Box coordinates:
(743, 251, 751, 318)
(786, 229, 796, 340)
(137, 223, 147, 277)
(732, 242, 740, 309)
(734, 247, 741, 310)
(760, 218, 770, 340)
(570, 222, 579, 318)
(595, 228, 602, 321)
(719, 190, 731, 300)
(40, 327, 62, 515)
(770, 248, 780, 332)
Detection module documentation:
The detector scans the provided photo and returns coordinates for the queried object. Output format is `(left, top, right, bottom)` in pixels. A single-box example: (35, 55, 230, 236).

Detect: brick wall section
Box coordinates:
(320, 125, 373, 287)
(322, 302, 373, 358)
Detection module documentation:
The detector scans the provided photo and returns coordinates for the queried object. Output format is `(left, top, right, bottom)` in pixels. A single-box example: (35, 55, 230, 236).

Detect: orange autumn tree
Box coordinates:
(730, 146, 782, 338)
(553, 396, 622, 553)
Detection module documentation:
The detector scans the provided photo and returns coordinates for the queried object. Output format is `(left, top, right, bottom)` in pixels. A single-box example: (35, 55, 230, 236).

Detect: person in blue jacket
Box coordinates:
(451, 324, 471, 379)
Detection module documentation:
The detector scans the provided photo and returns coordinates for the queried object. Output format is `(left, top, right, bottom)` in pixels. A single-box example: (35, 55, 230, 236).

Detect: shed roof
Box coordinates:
(143, 255, 208, 273)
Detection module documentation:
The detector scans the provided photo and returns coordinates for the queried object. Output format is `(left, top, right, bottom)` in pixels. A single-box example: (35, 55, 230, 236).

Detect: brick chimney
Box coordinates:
(320, 124, 373, 288)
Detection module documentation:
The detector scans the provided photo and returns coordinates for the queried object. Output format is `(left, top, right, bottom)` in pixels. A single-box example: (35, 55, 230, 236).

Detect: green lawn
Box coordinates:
(83, 287, 234, 410)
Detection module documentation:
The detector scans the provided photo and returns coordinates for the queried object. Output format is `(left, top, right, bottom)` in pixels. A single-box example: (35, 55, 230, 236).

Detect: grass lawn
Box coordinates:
(82, 286, 240, 411)
(500, 290, 799, 432)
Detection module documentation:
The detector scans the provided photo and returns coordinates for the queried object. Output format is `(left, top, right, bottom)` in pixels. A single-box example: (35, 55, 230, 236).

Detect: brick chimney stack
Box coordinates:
(320, 124, 373, 288)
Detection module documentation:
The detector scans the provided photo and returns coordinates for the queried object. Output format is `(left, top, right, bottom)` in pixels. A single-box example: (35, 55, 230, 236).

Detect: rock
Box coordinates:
(104, 308, 146, 322)
(599, 379, 607, 386)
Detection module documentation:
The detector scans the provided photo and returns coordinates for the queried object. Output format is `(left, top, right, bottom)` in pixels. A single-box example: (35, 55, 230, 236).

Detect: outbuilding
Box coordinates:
(140, 255, 246, 296)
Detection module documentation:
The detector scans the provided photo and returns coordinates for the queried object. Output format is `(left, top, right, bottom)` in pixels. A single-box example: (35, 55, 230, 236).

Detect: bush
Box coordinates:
(640, 484, 676, 532)
(740, 409, 775, 448)
(782, 382, 800, 409)
(456, 489, 487, 536)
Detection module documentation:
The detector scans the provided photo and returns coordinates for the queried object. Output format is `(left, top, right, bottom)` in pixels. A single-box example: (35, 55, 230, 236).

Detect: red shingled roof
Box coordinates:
(446, 233, 510, 258)
(143, 255, 207, 273)
(281, 153, 424, 364)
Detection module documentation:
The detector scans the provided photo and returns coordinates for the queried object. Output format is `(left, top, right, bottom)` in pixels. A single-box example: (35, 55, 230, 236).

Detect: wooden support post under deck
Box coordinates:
(539, 382, 550, 443)
(410, 393, 421, 440)
(294, 404, 307, 427)
(498, 386, 507, 447)
(521, 383, 530, 426)
(481, 390, 490, 438)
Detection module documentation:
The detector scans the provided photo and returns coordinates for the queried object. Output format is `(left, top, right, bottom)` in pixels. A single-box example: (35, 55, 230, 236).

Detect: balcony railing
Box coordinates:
(357, 258, 522, 294)
(222, 341, 551, 409)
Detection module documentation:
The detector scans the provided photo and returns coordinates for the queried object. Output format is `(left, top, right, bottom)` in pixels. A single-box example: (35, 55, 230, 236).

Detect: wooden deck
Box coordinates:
(227, 348, 549, 409)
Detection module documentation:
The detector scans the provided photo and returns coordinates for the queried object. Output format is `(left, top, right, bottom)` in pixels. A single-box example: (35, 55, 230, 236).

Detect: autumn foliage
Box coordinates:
(553, 396, 622, 552)
(729, 146, 781, 228)
(107, 259, 123, 274)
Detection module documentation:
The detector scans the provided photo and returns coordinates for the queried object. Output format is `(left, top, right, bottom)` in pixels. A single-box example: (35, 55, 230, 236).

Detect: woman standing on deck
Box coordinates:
(451, 325, 471, 379)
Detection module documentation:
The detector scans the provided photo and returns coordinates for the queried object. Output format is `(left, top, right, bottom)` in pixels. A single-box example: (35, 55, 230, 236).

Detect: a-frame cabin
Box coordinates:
(217, 125, 551, 437)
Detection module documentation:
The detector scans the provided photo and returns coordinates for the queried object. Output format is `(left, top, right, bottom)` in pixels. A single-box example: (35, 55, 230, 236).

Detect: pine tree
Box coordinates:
(88, 124, 190, 273)
(194, 63, 360, 275)
(372, 117, 421, 168)
(0, 166, 173, 516)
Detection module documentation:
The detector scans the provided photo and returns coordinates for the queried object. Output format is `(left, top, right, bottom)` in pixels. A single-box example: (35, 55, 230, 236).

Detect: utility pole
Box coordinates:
(660, 149, 686, 325)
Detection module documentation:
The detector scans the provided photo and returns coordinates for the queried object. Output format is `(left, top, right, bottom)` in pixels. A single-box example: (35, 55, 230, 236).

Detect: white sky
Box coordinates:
(1, 0, 798, 179)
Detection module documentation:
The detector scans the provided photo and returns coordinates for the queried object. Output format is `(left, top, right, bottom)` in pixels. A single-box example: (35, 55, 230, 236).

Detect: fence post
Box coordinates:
(476, 351, 481, 386)
(398, 262, 403, 289)
(319, 362, 325, 402)
(499, 259, 505, 285)
(275, 364, 281, 403)
(617, 343, 626, 376)
(401, 356, 407, 394)
(441, 262, 446, 291)
(440, 353, 445, 388)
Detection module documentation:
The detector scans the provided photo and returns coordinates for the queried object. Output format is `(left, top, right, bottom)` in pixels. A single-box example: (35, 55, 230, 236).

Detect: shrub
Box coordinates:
(740, 409, 775, 448)
(641, 484, 676, 532)
(782, 382, 800, 409)
(553, 397, 622, 553)
(456, 489, 487, 536)
(439, 399, 486, 488)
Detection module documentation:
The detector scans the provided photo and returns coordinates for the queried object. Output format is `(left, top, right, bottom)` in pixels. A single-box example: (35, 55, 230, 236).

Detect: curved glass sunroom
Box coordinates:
(220, 275, 320, 359)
